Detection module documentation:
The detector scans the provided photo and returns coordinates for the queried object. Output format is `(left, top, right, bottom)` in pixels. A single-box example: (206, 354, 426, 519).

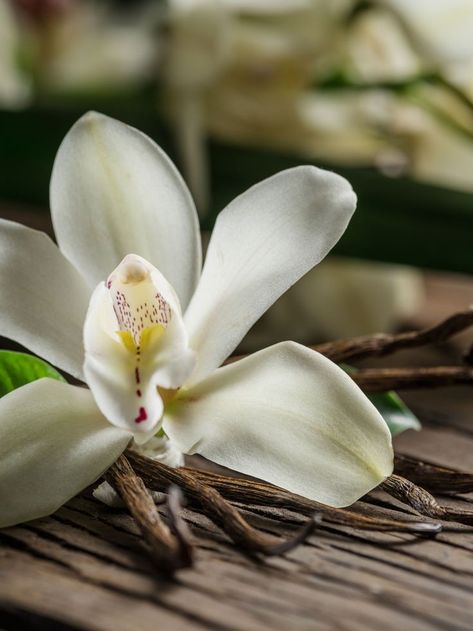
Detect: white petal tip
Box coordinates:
(78, 110, 108, 126)
(69, 111, 116, 139)
(166, 342, 394, 508)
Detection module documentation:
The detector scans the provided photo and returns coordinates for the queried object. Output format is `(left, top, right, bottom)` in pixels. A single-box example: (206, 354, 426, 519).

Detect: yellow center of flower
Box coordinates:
(105, 255, 181, 424)
(108, 258, 172, 345)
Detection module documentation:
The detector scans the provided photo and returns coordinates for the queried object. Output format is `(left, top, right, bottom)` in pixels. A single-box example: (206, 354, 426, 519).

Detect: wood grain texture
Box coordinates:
(2, 395, 473, 631)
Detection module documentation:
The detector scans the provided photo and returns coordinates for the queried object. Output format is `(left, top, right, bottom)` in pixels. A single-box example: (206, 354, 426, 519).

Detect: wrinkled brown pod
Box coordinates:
(126, 451, 320, 556)
(106, 454, 193, 574)
(382, 475, 473, 525)
(395, 454, 473, 495)
(128, 452, 442, 536)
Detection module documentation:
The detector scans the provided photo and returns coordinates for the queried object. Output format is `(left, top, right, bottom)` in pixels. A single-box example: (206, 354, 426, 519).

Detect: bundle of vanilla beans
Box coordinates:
(104, 307, 473, 574)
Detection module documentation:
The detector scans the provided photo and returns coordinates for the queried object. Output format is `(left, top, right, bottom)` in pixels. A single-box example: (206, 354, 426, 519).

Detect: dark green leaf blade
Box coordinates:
(368, 390, 421, 437)
(0, 350, 66, 398)
(341, 363, 421, 436)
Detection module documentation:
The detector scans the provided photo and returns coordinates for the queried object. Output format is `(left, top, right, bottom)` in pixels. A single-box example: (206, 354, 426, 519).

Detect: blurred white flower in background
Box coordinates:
(5, 0, 158, 97)
(390, 86, 473, 193)
(242, 258, 423, 351)
(161, 0, 473, 196)
(378, 0, 473, 64)
(344, 6, 421, 83)
(163, 0, 232, 210)
(3, 0, 472, 198)
(342, 0, 473, 194)
(4, 0, 473, 340)
(3, 0, 473, 195)
(0, 0, 31, 107)
(38, 4, 157, 95)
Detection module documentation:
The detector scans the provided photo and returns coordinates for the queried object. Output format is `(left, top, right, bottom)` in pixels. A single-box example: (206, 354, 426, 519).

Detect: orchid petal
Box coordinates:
(164, 342, 393, 507)
(0, 219, 90, 379)
(184, 166, 356, 384)
(0, 379, 130, 528)
(84, 255, 195, 435)
(50, 111, 202, 309)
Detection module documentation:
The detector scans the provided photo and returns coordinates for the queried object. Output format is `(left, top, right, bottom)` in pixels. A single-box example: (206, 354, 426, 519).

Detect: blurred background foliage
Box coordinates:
(1, 0, 473, 345)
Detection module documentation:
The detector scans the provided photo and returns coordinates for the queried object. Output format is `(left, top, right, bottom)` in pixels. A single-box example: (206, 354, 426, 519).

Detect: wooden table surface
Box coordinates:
(1, 206, 473, 630)
(2, 388, 473, 631)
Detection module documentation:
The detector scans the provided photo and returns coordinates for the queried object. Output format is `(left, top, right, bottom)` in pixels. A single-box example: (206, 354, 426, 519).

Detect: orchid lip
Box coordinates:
(108, 254, 173, 345)
(83, 254, 195, 436)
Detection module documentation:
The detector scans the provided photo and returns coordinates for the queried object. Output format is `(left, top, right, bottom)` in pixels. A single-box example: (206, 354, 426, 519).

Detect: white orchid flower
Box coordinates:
(0, 112, 393, 528)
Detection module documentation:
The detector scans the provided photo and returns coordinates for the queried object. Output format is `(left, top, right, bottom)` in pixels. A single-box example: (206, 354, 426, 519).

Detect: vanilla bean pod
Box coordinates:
(312, 307, 473, 364)
(127, 452, 441, 535)
(382, 475, 473, 525)
(227, 311, 473, 393)
(352, 366, 473, 392)
(187, 467, 441, 534)
(126, 451, 319, 556)
(164, 485, 194, 568)
(395, 454, 473, 495)
(106, 455, 193, 573)
(464, 342, 473, 366)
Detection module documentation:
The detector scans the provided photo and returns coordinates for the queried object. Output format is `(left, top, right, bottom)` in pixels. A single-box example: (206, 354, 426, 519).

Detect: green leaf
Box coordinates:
(367, 390, 421, 437)
(0, 350, 66, 398)
(341, 363, 420, 436)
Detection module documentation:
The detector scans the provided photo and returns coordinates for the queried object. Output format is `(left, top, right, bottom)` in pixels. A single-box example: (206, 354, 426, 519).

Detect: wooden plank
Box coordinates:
(395, 425, 473, 470)
(0, 549, 200, 631)
(3, 454, 473, 631)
